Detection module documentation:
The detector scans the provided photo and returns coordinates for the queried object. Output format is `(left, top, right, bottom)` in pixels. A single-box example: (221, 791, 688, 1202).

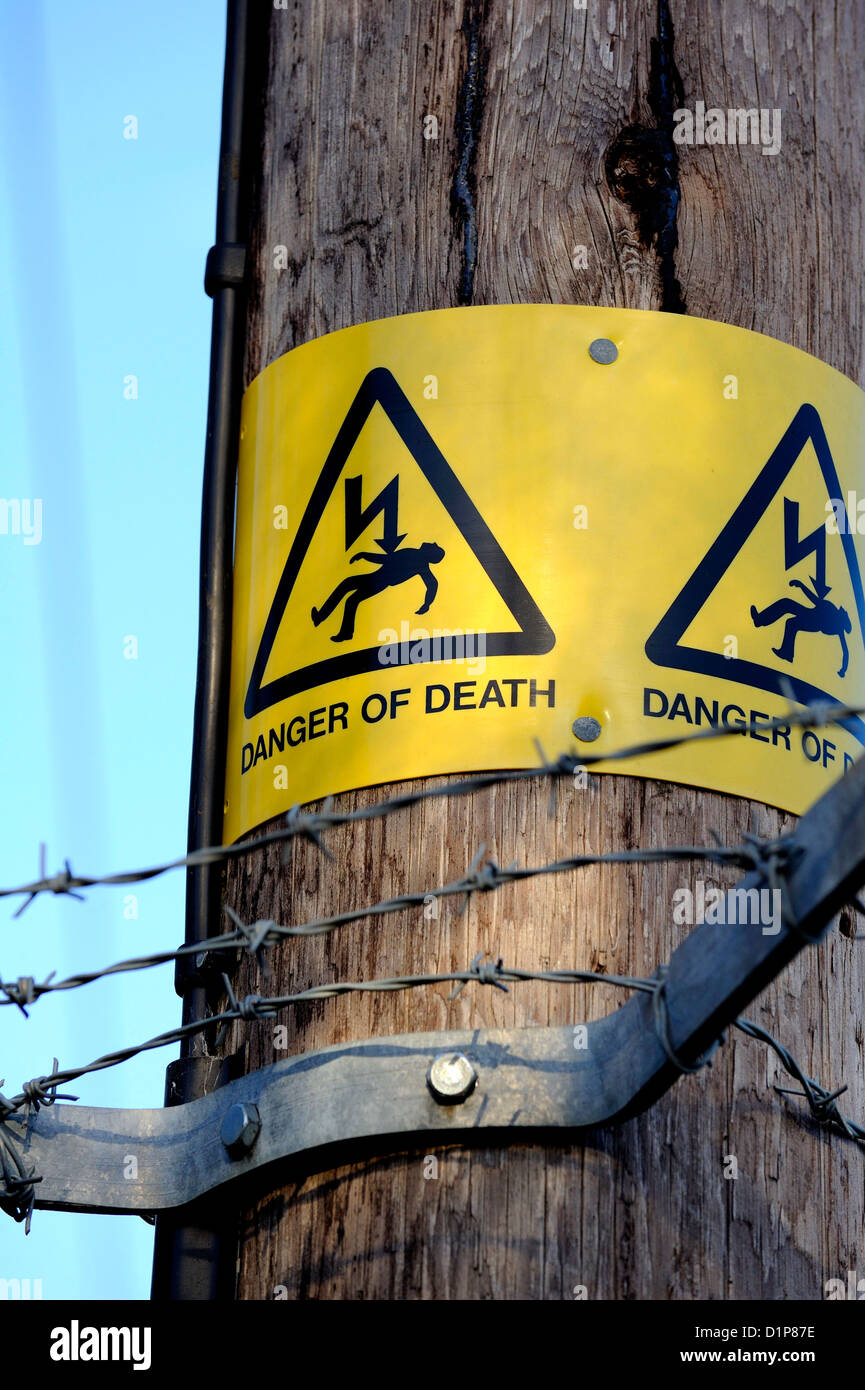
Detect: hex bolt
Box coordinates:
(220, 1101, 261, 1159)
(427, 1053, 478, 1104)
(588, 337, 618, 364)
(573, 716, 602, 741)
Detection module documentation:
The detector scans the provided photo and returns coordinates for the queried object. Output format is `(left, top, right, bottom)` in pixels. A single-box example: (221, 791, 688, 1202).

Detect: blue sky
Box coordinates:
(0, 0, 224, 1298)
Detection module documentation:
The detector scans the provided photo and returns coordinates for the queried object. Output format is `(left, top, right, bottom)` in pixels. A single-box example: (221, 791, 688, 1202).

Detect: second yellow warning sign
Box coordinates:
(224, 305, 865, 842)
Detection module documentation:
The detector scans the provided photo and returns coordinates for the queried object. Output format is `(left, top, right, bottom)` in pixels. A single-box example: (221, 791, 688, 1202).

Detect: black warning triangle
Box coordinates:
(645, 403, 865, 747)
(244, 367, 555, 718)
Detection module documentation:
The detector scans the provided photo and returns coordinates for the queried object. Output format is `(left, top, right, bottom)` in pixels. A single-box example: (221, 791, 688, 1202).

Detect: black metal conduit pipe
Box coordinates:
(151, 0, 261, 1301)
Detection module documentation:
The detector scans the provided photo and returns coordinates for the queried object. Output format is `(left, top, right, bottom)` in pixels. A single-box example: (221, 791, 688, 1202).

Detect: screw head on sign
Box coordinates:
(427, 1053, 478, 1104)
(588, 337, 618, 364)
(573, 716, 602, 742)
(220, 1101, 261, 1159)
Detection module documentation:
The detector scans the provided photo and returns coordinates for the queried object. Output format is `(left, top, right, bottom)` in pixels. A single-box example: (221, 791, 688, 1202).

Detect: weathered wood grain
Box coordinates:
(223, 0, 865, 1300)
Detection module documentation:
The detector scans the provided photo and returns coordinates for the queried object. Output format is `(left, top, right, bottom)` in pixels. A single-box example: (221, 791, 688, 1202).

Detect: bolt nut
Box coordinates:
(427, 1053, 478, 1104)
(220, 1101, 261, 1159)
(588, 337, 618, 364)
(572, 716, 602, 741)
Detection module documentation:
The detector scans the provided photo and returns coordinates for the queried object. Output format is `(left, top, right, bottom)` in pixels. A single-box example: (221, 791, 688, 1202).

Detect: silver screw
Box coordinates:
(427, 1053, 477, 1104)
(588, 337, 618, 364)
(573, 716, 602, 741)
(220, 1101, 261, 1158)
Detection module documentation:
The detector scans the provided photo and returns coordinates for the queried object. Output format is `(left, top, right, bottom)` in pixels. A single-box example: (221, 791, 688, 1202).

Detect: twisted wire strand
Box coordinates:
(1, 698, 860, 914)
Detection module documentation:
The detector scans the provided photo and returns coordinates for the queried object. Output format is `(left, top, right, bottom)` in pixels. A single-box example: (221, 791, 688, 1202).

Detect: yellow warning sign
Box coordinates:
(224, 305, 865, 842)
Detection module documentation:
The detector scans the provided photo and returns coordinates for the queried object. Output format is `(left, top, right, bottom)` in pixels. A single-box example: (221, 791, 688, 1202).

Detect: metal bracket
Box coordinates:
(8, 750, 865, 1215)
(204, 242, 246, 297)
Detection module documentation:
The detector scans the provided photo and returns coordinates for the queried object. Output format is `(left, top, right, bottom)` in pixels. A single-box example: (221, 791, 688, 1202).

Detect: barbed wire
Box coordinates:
(2, 692, 865, 1231)
(0, 835, 818, 1016)
(2, 949, 863, 1230)
(2, 696, 862, 916)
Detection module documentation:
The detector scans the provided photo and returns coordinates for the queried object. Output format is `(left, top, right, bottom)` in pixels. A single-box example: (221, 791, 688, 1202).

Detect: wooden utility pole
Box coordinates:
(221, 0, 865, 1299)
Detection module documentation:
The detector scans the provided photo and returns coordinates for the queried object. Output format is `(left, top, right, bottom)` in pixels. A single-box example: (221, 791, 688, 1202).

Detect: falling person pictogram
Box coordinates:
(750, 577, 852, 679)
(311, 541, 446, 642)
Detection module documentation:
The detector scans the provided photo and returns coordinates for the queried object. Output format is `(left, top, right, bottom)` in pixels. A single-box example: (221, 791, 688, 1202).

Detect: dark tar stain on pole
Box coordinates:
(604, 0, 686, 314)
(451, 4, 487, 306)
